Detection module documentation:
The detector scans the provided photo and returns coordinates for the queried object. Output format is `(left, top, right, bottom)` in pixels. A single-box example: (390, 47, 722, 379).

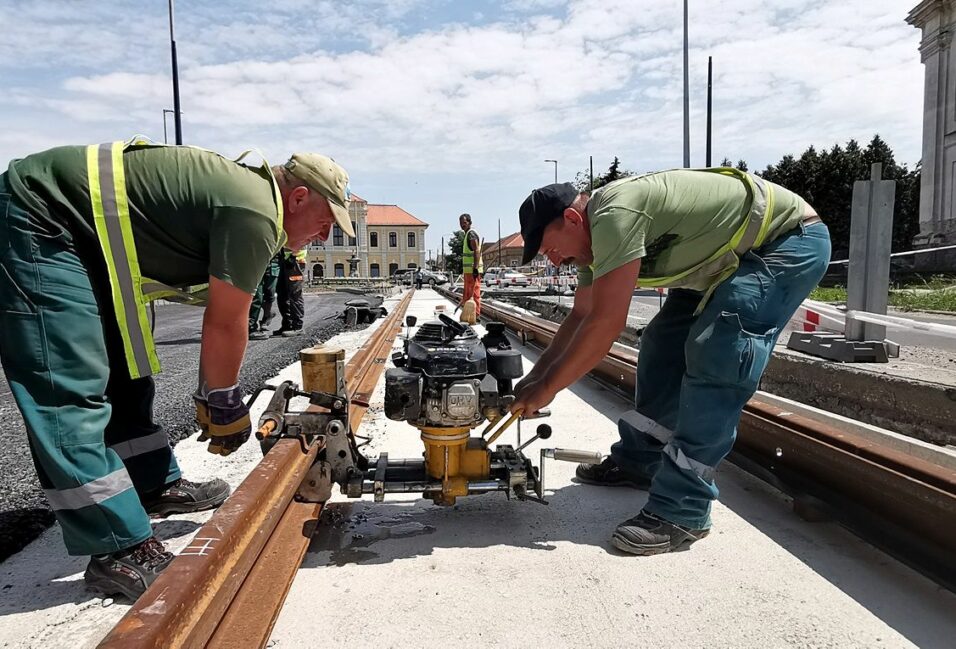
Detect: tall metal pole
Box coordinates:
(168, 0, 183, 145)
(706, 56, 713, 167)
(441, 236, 445, 272)
(682, 0, 690, 168)
(589, 155, 594, 190)
(497, 219, 502, 267)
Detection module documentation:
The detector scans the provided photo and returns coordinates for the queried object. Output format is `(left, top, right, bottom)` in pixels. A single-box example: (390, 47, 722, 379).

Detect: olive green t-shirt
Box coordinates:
(577, 169, 806, 290)
(6, 144, 285, 294)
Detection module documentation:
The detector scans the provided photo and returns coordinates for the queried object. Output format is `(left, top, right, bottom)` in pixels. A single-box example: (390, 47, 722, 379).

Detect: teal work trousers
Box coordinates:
(249, 255, 280, 329)
(611, 221, 831, 530)
(0, 172, 180, 556)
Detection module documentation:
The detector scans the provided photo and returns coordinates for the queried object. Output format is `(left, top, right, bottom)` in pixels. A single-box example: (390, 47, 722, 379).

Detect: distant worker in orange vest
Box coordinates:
(459, 213, 483, 319)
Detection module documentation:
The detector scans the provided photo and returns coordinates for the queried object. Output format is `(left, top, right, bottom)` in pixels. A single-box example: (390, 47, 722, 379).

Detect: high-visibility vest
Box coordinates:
(462, 229, 483, 274)
(604, 167, 774, 313)
(85, 137, 284, 379)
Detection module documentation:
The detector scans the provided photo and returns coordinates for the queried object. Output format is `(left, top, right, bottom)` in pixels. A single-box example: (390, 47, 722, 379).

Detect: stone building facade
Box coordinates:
(909, 0, 956, 269)
(306, 195, 428, 279)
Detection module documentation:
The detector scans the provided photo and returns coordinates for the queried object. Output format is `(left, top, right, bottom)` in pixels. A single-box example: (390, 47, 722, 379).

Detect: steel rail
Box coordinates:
(438, 287, 956, 589)
(99, 289, 415, 649)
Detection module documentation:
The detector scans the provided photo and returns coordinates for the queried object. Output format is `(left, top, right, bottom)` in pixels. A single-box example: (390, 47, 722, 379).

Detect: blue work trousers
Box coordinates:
(0, 173, 180, 556)
(610, 221, 831, 530)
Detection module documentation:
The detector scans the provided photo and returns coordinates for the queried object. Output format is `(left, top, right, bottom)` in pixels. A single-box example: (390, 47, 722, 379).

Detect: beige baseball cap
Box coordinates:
(284, 153, 354, 237)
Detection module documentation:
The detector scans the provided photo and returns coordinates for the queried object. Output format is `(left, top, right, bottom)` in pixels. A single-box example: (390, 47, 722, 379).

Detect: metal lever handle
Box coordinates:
(544, 448, 603, 464)
(537, 448, 603, 501)
(515, 424, 552, 453)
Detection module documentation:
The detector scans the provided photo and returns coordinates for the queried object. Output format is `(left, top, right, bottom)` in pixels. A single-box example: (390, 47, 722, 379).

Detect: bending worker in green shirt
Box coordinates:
(0, 140, 354, 599)
(512, 169, 830, 555)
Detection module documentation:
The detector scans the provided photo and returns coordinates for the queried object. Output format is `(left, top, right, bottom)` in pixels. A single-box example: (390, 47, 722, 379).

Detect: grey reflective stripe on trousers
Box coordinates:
(619, 410, 674, 444)
(44, 468, 135, 511)
(663, 443, 717, 482)
(108, 430, 171, 460)
(95, 143, 152, 376)
(733, 174, 769, 255)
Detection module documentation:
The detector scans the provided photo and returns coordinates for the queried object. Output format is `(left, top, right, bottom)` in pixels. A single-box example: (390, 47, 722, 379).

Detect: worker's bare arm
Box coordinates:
(200, 276, 253, 390)
(519, 282, 593, 387)
(512, 260, 638, 414)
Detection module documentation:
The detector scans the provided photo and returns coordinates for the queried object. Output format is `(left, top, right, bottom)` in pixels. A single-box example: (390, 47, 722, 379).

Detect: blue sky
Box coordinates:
(1, 0, 924, 255)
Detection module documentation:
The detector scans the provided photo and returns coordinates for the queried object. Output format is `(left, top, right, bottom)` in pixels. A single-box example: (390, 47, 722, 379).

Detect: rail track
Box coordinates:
(95, 285, 953, 648)
(437, 286, 956, 591)
(98, 289, 415, 649)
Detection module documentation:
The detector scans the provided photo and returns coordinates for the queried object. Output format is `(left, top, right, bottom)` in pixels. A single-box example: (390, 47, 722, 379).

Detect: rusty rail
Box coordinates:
(99, 289, 415, 649)
(438, 287, 956, 590)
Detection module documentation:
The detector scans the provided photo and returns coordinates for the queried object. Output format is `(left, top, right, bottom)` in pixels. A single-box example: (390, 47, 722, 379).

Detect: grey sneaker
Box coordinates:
(280, 328, 303, 337)
(141, 477, 231, 517)
(249, 329, 270, 340)
(575, 457, 651, 489)
(84, 536, 173, 600)
(611, 511, 710, 556)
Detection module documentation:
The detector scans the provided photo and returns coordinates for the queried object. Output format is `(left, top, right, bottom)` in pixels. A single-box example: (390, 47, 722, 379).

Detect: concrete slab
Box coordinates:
(269, 290, 956, 649)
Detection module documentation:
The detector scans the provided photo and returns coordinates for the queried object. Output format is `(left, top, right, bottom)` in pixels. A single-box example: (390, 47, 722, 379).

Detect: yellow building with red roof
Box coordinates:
(307, 194, 429, 279)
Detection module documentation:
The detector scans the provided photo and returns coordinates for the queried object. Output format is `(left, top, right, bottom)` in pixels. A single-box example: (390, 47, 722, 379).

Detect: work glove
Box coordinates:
(194, 385, 251, 456)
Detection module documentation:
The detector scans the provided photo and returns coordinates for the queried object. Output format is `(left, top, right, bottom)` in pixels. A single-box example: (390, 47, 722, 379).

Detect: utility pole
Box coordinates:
(168, 0, 183, 145)
(441, 236, 445, 273)
(682, 0, 690, 168)
(589, 155, 594, 190)
(497, 219, 502, 267)
(706, 56, 713, 167)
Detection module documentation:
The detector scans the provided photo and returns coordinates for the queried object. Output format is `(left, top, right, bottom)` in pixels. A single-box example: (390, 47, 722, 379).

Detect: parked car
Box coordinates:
(483, 267, 504, 287)
(499, 270, 530, 288)
(419, 269, 448, 286)
(392, 269, 415, 285)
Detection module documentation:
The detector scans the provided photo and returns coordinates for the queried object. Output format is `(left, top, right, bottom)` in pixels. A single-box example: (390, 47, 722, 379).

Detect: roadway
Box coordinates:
(0, 292, 363, 562)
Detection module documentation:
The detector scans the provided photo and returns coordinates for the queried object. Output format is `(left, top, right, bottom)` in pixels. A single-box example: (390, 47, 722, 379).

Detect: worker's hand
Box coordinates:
(511, 376, 555, 417)
(202, 385, 252, 456)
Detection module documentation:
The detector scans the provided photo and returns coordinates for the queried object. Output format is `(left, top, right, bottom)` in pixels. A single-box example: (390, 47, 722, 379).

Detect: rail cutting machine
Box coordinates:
(255, 313, 599, 506)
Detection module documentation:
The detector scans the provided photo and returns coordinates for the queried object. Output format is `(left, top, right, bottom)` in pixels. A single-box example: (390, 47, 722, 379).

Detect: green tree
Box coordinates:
(444, 230, 465, 274)
(760, 135, 920, 257)
(573, 156, 635, 192)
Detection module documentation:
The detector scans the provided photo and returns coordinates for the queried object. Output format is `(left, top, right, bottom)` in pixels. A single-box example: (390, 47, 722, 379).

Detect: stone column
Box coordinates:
(909, 0, 956, 269)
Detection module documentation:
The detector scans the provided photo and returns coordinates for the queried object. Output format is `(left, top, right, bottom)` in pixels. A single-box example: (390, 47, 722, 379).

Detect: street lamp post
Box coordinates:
(682, 0, 690, 168)
(162, 109, 176, 144)
(544, 159, 558, 183)
(168, 0, 183, 145)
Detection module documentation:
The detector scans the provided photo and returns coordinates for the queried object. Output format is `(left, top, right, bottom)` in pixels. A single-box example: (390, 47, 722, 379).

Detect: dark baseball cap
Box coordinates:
(519, 182, 580, 264)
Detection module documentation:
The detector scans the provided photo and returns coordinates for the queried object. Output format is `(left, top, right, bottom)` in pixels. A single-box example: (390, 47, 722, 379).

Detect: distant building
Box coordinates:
(482, 231, 546, 270)
(908, 1, 956, 269)
(307, 194, 428, 278)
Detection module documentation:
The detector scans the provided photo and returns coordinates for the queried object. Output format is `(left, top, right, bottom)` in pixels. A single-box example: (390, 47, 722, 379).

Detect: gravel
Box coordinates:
(0, 292, 371, 561)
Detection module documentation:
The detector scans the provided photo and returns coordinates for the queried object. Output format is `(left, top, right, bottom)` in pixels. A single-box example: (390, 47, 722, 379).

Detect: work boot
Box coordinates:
(575, 457, 651, 489)
(611, 511, 710, 556)
(141, 477, 231, 517)
(249, 328, 270, 340)
(84, 536, 173, 600)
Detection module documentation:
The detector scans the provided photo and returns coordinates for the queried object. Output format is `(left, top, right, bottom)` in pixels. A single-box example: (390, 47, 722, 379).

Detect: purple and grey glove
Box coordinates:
(194, 385, 251, 456)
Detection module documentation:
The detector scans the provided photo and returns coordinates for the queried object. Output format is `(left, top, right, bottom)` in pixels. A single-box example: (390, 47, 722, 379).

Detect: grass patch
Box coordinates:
(808, 284, 956, 312)
(890, 289, 956, 312)
(809, 286, 847, 302)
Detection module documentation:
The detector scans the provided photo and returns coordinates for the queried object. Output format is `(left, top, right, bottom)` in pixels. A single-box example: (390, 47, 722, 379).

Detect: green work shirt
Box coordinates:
(577, 170, 806, 290)
(6, 144, 285, 294)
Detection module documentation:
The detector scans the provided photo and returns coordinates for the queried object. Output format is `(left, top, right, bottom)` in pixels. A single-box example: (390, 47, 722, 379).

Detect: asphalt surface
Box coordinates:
(0, 292, 367, 562)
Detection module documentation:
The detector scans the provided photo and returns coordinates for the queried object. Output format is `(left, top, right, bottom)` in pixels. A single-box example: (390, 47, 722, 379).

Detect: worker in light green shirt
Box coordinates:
(512, 169, 830, 556)
(0, 141, 354, 599)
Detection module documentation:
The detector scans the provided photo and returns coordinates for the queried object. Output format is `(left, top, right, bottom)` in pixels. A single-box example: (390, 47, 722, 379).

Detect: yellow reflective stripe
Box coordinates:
(111, 142, 161, 375)
(86, 143, 160, 379)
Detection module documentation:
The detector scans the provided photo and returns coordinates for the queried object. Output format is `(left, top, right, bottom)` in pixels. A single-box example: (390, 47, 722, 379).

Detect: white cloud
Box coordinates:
(0, 0, 927, 239)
